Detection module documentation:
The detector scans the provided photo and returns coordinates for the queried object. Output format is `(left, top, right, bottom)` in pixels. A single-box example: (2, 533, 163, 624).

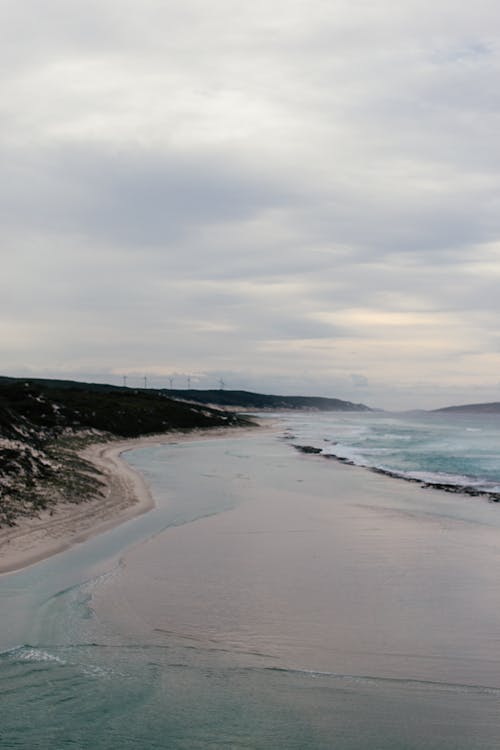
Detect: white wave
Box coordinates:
(406, 470, 482, 486)
(5, 644, 120, 679)
(370, 433, 413, 441)
(284, 411, 500, 493)
(377, 468, 500, 493)
(80, 662, 115, 679)
(321, 445, 366, 465)
(349, 446, 395, 456)
(0, 644, 25, 657)
(14, 646, 67, 665)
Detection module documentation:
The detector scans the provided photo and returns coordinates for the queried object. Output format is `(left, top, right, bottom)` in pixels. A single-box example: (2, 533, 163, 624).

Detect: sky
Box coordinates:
(2, 0, 500, 410)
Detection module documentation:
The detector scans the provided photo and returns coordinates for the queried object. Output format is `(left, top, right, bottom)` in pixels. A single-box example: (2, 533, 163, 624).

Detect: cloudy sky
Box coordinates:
(2, 0, 500, 409)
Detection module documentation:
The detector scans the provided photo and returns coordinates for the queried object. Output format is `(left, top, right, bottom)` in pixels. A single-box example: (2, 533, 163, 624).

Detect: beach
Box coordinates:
(93, 432, 500, 688)
(2, 421, 500, 748)
(0, 425, 263, 576)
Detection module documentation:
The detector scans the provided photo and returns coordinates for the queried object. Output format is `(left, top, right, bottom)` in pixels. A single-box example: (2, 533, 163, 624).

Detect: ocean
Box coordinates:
(2, 411, 500, 749)
(285, 410, 500, 496)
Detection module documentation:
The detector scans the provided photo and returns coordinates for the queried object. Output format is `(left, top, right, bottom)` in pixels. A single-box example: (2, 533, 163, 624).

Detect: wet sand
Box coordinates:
(92, 434, 500, 689)
(3, 428, 500, 749)
(0, 426, 263, 576)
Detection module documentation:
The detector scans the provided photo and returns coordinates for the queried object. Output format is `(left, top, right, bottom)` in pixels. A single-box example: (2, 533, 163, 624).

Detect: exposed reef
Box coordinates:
(292, 444, 500, 503)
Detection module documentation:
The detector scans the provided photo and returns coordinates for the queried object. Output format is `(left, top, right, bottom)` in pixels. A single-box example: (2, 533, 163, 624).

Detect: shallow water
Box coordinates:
(3, 641, 500, 749)
(2, 422, 500, 748)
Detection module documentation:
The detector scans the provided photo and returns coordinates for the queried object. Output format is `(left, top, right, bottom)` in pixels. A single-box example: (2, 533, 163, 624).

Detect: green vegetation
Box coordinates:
(0, 379, 252, 527)
(165, 389, 372, 411)
(0, 377, 370, 527)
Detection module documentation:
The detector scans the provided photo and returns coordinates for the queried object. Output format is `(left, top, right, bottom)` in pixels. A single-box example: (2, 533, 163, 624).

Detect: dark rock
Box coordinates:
(293, 444, 323, 454)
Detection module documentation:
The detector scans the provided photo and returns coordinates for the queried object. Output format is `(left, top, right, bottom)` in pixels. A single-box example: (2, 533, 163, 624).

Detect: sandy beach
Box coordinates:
(92, 434, 500, 688)
(0, 425, 264, 576)
(3, 423, 500, 748)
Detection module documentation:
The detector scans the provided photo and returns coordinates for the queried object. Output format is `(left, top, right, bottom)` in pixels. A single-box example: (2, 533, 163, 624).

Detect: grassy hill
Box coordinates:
(0, 379, 251, 527)
(0, 376, 371, 527)
(164, 389, 372, 411)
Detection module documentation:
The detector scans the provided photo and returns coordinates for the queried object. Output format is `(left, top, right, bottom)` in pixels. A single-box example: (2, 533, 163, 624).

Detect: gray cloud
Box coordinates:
(0, 144, 293, 244)
(2, 0, 500, 408)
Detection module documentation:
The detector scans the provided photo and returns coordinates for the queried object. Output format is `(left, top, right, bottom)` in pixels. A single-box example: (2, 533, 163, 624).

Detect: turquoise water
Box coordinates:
(3, 643, 500, 749)
(2, 425, 500, 748)
(286, 411, 500, 492)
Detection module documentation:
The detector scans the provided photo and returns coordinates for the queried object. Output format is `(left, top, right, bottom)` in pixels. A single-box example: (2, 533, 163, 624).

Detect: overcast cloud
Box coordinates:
(2, 0, 500, 409)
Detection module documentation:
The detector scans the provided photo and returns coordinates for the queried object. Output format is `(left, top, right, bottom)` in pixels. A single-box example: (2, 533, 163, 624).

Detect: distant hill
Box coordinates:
(433, 402, 500, 414)
(0, 375, 127, 394)
(0, 380, 251, 439)
(164, 389, 372, 412)
(0, 378, 372, 412)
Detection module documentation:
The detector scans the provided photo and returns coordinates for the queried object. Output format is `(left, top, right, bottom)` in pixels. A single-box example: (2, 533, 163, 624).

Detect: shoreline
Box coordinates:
(0, 424, 266, 576)
(292, 443, 500, 504)
(92, 426, 500, 691)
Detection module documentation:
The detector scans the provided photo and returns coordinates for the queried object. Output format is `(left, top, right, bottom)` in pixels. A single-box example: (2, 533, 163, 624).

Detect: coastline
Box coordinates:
(3, 415, 500, 747)
(0, 424, 265, 576)
(293, 444, 500, 503)
(2, 414, 496, 578)
(91, 427, 500, 690)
